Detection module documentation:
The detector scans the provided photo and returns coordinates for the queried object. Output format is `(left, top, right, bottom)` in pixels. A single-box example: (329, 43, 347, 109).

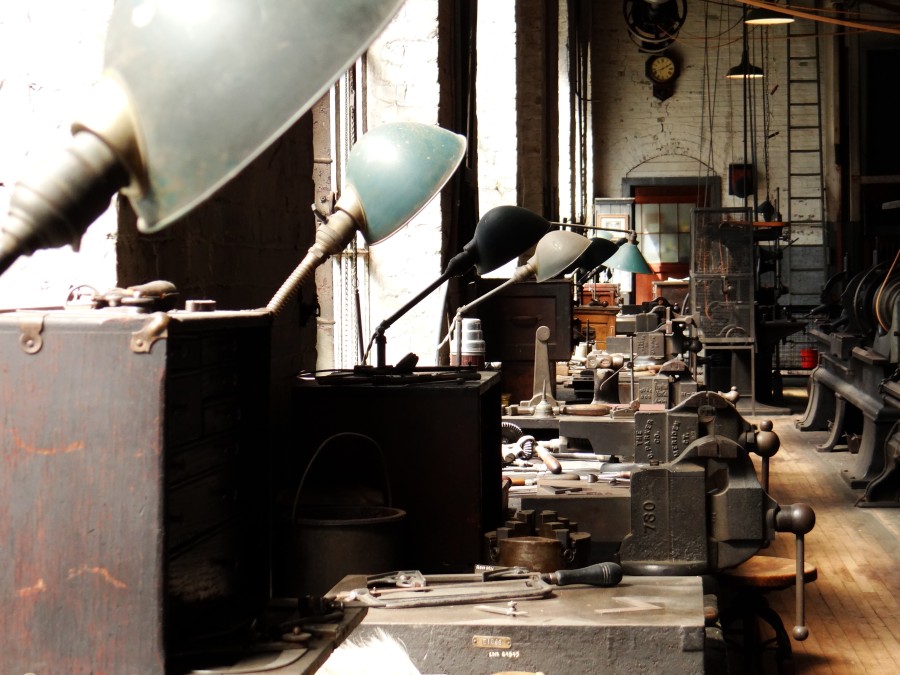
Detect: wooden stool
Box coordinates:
(717, 556, 817, 675)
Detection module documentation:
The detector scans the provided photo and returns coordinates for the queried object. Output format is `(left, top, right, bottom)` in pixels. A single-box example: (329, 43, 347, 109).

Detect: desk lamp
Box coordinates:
(550, 221, 652, 276)
(601, 229, 653, 274)
(267, 122, 466, 314)
(363, 205, 550, 368)
(0, 0, 406, 277)
(570, 237, 620, 303)
(438, 230, 591, 362)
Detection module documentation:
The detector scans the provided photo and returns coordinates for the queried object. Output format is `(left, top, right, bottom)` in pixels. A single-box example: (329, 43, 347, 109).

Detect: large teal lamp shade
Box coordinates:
(266, 122, 466, 314)
(345, 122, 468, 244)
(0, 0, 406, 277)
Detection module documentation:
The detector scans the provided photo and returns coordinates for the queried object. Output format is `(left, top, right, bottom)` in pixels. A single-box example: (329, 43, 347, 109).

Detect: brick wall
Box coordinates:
(364, 0, 447, 366)
(586, 2, 827, 305)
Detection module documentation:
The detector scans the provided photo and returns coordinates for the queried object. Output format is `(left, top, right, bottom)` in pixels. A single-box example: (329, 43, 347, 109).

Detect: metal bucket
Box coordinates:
(800, 348, 819, 369)
(276, 432, 406, 597)
(498, 535, 564, 573)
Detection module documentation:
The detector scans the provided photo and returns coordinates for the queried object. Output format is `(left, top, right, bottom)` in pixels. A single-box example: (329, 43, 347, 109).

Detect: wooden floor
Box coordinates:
(743, 384, 900, 674)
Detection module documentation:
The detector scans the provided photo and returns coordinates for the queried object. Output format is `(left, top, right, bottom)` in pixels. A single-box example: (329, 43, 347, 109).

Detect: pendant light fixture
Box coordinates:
(745, 3, 795, 26)
(726, 50, 765, 79)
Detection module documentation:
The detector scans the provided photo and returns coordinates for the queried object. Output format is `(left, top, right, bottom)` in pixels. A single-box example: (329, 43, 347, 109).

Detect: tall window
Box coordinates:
(632, 185, 708, 303)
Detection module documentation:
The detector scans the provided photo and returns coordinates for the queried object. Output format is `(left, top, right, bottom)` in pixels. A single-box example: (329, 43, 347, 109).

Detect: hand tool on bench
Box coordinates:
(329, 563, 623, 609)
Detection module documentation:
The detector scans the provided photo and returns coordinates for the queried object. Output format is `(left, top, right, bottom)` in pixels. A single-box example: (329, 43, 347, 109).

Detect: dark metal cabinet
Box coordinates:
(469, 280, 573, 403)
(285, 373, 501, 583)
(0, 308, 271, 674)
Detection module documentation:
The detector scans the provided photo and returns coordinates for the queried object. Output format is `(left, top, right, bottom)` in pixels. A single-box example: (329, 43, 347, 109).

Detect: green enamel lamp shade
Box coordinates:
(346, 122, 467, 244)
(103, 0, 406, 232)
(529, 230, 591, 282)
(603, 235, 653, 274)
(266, 121, 467, 315)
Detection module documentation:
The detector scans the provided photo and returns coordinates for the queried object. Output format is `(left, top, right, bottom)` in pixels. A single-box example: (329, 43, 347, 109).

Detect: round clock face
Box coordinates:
(647, 55, 677, 84)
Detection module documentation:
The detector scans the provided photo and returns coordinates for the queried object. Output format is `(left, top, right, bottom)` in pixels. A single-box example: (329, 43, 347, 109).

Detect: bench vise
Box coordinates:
(620, 391, 784, 574)
(521, 391, 815, 634)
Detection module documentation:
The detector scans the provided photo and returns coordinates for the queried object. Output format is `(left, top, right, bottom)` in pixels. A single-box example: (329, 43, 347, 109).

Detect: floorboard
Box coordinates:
(739, 383, 900, 674)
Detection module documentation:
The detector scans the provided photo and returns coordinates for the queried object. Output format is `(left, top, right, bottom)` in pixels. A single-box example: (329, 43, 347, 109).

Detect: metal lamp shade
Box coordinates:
(103, 0, 406, 232)
(531, 230, 591, 282)
(265, 122, 465, 315)
(470, 205, 550, 275)
(745, 7, 794, 25)
(603, 240, 652, 275)
(726, 51, 765, 79)
(567, 236, 620, 274)
(345, 122, 467, 244)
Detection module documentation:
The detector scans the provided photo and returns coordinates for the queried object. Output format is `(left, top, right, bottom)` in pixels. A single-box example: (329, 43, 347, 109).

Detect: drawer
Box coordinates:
(167, 467, 240, 551)
(167, 433, 241, 485)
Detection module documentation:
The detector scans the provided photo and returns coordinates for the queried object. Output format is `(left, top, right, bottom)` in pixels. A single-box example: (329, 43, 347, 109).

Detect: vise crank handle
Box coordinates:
(541, 562, 623, 588)
(775, 503, 816, 641)
(747, 420, 780, 494)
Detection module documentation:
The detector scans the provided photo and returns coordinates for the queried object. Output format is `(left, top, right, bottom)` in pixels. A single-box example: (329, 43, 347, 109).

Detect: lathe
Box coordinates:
(797, 261, 900, 505)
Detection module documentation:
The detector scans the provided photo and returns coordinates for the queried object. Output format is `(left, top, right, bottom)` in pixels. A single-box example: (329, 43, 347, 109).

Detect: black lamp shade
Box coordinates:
(726, 51, 764, 79)
(468, 205, 550, 275)
(566, 236, 620, 274)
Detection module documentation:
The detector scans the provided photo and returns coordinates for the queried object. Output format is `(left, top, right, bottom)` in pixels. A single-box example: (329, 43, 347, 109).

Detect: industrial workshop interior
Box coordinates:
(4, 0, 900, 673)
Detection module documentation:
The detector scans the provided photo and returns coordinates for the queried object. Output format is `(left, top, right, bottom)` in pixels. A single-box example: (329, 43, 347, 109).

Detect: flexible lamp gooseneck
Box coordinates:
(267, 122, 467, 315)
(437, 229, 590, 363)
(363, 205, 551, 369)
(0, 0, 406, 277)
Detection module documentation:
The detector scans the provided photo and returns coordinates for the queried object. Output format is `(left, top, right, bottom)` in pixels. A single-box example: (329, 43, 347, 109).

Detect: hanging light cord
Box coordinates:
(874, 248, 900, 332)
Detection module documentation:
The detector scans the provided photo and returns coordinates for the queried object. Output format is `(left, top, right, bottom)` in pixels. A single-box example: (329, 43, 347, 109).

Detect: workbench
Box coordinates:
(502, 411, 637, 455)
(331, 574, 708, 674)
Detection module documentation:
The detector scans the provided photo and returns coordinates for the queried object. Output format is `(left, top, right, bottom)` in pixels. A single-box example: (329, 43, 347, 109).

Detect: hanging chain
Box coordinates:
(762, 30, 772, 201)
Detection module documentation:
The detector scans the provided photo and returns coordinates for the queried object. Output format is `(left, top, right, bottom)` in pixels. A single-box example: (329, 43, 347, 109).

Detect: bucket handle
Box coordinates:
(291, 432, 392, 522)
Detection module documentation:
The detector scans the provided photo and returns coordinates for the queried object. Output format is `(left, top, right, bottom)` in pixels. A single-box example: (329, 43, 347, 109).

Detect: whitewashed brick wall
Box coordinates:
(365, 0, 446, 366)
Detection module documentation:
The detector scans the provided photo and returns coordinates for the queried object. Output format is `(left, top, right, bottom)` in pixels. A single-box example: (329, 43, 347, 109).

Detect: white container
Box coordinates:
(450, 317, 486, 368)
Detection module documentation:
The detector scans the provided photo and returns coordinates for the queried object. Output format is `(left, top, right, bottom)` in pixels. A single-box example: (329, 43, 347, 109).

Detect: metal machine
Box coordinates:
(797, 262, 900, 505)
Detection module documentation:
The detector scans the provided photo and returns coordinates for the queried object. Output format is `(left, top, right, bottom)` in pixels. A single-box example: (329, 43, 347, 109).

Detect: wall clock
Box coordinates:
(645, 53, 680, 101)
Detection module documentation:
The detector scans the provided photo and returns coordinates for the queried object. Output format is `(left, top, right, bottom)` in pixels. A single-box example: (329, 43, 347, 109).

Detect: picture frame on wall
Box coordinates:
(597, 214, 630, 233)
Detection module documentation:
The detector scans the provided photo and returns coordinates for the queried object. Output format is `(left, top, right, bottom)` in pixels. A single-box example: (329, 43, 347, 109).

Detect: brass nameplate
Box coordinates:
(472, 635, 512, 649)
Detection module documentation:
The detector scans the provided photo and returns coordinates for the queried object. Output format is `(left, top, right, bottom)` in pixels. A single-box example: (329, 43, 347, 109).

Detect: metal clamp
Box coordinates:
(17, 312, 45, 355)
(130, 312, 170, 353)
